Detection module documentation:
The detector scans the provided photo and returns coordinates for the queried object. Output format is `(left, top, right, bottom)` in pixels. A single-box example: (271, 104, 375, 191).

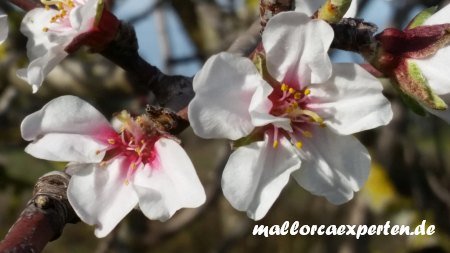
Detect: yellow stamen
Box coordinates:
(135, 147, 141, 156)
(124, 179, 129, 185)
(300, 109, 324, 124)
(288, 88, 295, 94)
(304, 88, 311, 96)
(108, 138, 115, 145)
(294, 92, 302, 100)
(273, 140, 279, 149)
(42, 27, 49, 32)
(130, 162, 136, 170)
(281, 83, 288, 92)
(295, 141, 303, 149)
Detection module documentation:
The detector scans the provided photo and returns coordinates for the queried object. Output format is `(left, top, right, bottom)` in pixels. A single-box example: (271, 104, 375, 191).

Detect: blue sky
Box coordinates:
(113, 0, 428, 71)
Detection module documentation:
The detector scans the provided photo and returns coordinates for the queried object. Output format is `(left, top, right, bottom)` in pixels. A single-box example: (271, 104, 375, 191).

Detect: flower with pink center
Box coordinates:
(17, 0, 115, 93)
(188, 12, 393, 220)
(21, 95, 206, 237)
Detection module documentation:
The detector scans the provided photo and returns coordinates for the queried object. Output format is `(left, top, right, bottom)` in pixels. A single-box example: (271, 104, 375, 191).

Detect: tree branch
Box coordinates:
(0, 172, 78, 253)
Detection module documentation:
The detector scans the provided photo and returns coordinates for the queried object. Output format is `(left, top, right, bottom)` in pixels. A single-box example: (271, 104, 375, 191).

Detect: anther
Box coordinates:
(288, 88, 295, 94)
(304, 89, 311, 96)
(295, 141, 303, 149)
(281, 84, 288, 92)
(273, 140, 279, 149)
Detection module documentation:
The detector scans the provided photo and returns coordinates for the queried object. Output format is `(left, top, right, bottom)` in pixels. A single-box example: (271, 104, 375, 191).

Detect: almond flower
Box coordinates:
(410, 5, 450, 122)
(0, 13, 7, 44)
(188, 12, 392, 220)
(370, 4, 450, 122)
(17, 0, 118, 93)
(21, 96, 206, 237)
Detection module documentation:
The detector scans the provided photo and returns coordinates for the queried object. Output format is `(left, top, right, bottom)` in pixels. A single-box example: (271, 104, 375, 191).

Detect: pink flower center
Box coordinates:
(268, 83, 325, 149)
(41, 0, 86, 32)
(96, 113, 160, 185)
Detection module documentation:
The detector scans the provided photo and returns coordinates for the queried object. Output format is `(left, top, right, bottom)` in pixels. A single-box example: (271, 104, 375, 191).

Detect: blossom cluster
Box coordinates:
(1, 0, 450, 239)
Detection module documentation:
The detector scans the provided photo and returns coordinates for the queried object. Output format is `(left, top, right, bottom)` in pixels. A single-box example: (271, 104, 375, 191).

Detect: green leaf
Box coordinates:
(407, 6, 438, 29)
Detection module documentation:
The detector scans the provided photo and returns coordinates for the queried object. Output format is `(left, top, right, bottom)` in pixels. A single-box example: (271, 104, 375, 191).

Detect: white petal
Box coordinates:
(132, 138, 206, 221)
(249, 81, 292, 131)
(308, 63, 393, 135)
(222, 134, 300, 220)
(293, 126, 370, 204)
(294, 0, 357, 17)
(294, 0, 320, 16)
(21, 95, 112, 141)
(344, 0, 358, 18)
(0, 14, 8, 44)
(423, 4, 450, 25)
(413, 53, 450, 95)
(25, 133, 106, 162)
(17, 46, 68, 93)
(67, 159, 139, 238)
(72, 0, 100, 32)
(189, 52, 266, 140)
(263, 12, 333, 86)
(18, 8, 75, 91)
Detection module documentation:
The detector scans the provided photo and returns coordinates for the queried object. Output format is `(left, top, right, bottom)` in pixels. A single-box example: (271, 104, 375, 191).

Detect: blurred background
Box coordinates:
(1, 0, 450, 252)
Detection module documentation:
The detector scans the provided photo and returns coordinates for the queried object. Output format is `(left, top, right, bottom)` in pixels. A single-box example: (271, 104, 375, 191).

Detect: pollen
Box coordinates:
(288, 88, 295, 94)
(295, 141, 303, 149)
(281, 83, 288, 92)
(294, 92, 302, 100)
(304, 89, 311, 96)
(273, 140, 279, 149)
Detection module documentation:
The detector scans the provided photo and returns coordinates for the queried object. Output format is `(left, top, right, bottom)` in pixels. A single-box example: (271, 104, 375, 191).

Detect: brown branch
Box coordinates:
(0, 172, 78, 253)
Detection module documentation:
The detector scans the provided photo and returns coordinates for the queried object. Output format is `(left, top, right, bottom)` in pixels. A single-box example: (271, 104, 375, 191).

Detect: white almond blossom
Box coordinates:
(411, 4, 450, 122)
(188, 12, 392, 220)
(17, 0, 102, 93)
(21, 95, 206, 237)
